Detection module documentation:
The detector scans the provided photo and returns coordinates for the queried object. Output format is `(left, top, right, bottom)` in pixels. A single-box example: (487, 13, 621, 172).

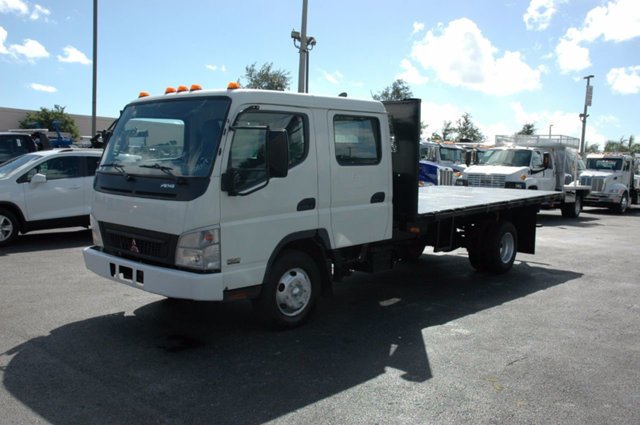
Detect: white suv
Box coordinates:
(0, 149, 103, 246)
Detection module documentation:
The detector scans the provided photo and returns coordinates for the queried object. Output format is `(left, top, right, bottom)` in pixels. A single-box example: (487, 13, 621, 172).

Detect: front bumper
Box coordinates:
(83, 246, 225, 301)
(583, 192, 620, 206)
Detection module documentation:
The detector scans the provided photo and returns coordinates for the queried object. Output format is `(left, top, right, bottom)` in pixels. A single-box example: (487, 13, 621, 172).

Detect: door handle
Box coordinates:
(297, 198, 316, 211)
(370, 192, 385, 203)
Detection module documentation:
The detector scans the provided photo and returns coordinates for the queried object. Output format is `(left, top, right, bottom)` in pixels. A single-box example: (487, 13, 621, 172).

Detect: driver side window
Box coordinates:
(25, 156, 81, 181)
(531, 151, 543, 168)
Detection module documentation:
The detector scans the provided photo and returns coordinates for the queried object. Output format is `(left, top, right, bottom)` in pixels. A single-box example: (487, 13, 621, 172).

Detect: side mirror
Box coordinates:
(465, 151, 472, 167)
(31, 173, 46, 184)
(267, 129, 289, 178)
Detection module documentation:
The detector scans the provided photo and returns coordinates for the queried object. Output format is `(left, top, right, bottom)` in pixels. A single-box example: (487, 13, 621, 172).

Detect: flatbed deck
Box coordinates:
(416, 186, 563, 219)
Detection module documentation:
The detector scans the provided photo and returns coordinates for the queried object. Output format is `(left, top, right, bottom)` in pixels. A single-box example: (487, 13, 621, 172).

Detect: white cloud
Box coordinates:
(510, 101, 607, 147)
(30, 83, 56, 93)
(396, 59, 428, 85)
(607, 66, 640, 94)
(57, 46, 90, 65)
(0, 26, 8, 54)
(420, 101, 464, 138)
(555, 0, 640, 73)
(524, 0, 560, 31)
(7, 38, 49, 61)
(205, 64, 226, 72)
(0, 0, 28, 15)
(29, 4, 50, 21)
(322, 69, 344, 85)
(410, 18, 541, 96)
(412, 22, 425, 35)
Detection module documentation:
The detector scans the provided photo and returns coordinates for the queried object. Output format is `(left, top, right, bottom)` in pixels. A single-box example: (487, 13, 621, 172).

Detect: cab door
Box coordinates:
(533, 150, 556, 191)
(219, 107, 318, 285)
(328, 111, 392, 248)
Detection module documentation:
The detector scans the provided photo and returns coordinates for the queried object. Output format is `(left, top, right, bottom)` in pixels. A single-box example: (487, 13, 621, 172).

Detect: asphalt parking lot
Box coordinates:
(1, 206, 639, 425)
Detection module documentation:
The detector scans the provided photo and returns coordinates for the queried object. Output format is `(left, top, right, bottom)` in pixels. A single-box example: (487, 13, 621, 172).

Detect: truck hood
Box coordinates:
(464, 165, 528, 177)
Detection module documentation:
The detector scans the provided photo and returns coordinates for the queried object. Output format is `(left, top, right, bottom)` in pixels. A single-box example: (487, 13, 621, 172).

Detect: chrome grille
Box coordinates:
(580, 176, 605, 192)
(467, 174, 506, 188)
(438, 168, 454, 186)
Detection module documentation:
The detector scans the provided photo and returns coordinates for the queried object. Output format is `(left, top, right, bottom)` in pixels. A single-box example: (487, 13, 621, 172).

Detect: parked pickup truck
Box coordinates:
(83, 86, 562, 328)
(457, 135, 591, 218)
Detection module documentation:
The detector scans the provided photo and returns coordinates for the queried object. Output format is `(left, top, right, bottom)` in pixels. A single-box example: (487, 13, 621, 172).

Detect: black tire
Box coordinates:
(612, 192, 629, 214)
(398, 242, 426, 262)
(0, 208, 19, 247)
(484, 221, 518, 274)
(561, 196, 582, 218)
(254, 250, 320, 329)
(467, 247, 488, 272)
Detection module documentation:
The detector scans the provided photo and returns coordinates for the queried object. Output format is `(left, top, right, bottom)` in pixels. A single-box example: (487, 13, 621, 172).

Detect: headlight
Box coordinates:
(176, 228, 221, 271)
(90, 214, 103, 247)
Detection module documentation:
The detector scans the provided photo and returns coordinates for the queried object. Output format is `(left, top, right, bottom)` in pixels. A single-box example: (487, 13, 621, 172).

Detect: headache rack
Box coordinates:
(495, 135, 580, 149)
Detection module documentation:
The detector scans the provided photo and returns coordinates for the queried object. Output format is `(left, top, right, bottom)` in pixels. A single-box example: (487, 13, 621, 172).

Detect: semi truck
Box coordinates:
(457, 135, 591, 218)
(580, 152, 638, 213)
(418, 141, 466, 186)
(83, 86, 563, 328)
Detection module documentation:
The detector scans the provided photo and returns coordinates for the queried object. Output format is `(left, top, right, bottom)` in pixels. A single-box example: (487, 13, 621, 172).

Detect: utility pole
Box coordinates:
(291, 0, 316, 93)
(579, 75, 594, 155)
(91, 0, 98, 137)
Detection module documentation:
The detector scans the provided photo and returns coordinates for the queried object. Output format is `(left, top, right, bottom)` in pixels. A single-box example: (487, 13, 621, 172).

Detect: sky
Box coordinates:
(1, 0, 639, 147)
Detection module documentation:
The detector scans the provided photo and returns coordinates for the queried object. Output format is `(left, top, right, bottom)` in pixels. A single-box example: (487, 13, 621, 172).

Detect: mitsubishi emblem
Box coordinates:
(130, 239, 140, 253)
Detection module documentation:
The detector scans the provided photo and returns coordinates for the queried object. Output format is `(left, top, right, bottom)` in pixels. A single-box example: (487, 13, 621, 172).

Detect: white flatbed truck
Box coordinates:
(83, 87, 562, 327)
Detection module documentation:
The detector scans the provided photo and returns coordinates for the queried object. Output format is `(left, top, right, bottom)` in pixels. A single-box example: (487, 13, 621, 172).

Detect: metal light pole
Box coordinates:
(579, 75, 594, 155)
(291, 0, 316, 93)
(548, 124, 553, 139)
(91, 0, 98, 137)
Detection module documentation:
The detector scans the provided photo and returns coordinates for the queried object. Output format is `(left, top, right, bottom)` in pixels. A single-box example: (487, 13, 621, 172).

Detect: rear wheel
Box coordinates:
(561, 196, 582, 218)
(0, 209, 19, 247)
(484, 221, 518, 274)
(254, 250, 320, 329)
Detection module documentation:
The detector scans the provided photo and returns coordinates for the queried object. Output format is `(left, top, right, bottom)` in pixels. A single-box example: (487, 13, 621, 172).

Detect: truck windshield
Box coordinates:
(439, 146, 464, 163)
(100, 97, 230, 178)
(586, 158, 622, 171)
(485, 149, 531, 167)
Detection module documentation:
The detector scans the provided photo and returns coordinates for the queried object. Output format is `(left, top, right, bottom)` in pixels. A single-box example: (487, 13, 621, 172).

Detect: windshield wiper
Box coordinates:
(139, 163, 186, 184)
(101, 162, 132, 180)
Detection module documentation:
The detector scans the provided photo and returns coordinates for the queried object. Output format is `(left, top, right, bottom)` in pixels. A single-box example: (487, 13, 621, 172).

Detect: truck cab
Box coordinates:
(580, 153, 638, 213)
(418, 141, 466, 186)
(460, 146, 555, 190)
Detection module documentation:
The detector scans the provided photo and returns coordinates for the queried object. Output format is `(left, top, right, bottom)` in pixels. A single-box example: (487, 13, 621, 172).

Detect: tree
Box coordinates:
(584, 142, 600, 153)
(372, 79, 413, 101)
(516, 123, 536, 135)
(19, 105, 80, 140)
(241, 62, 291, 91)
(455, 113, 485, 143)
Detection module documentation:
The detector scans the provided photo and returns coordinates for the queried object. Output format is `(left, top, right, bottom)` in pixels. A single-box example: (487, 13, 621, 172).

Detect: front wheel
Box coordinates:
(0, 209, 19, 247)
(254, 250, 320, 329)
(612, 192, 629, 214)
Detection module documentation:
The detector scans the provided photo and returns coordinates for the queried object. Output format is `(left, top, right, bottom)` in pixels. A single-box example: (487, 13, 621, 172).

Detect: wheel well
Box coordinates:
(0, 202, 26, 231)
(263, 231, 332, 296)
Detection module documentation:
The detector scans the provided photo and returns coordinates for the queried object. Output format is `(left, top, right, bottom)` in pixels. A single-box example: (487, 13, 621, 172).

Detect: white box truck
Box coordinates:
(458, 135, 591, 218)
(83, 86, 562, 328)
